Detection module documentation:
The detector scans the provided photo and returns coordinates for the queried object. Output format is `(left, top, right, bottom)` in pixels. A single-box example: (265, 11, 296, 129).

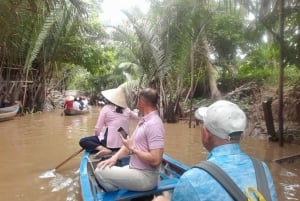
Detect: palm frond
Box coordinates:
(25, 3, 63, 69)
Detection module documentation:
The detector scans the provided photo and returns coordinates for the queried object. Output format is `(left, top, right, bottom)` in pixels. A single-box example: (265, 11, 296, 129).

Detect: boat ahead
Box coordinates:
(64, 107, 90, 116)
(80, 151, 190, 201)
(0, 104, 19, 122)
(64, 96, 90, 116)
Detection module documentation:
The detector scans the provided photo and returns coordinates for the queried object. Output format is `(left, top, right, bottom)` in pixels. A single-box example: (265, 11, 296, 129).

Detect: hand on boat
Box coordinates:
(152, 195, 170, 201)
(96, 156, 118, 169)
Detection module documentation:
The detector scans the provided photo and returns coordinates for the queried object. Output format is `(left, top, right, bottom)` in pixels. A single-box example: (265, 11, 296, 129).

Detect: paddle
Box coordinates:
(39, 148, 84, 178)
(54, 148, 84, 170)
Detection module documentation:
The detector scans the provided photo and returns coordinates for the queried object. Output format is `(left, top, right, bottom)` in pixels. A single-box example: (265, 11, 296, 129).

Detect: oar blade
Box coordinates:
(39, 169, 56, 179)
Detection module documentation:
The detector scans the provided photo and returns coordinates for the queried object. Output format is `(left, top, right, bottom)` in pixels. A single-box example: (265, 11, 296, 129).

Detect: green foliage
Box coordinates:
(239, 44, 279, 69)
(66, 67, 91, 91)
(217, 67, 275, 93)
(1, 0, 299, 113)
(218, 45, 300, 92)
(25, 3, 63, 69)
(206, 11, 247, 61)
(223, 43, 280, 88)
(237, 67, 274, 85)
(282, 65, 300, 86)
(63, 47, 123, 94)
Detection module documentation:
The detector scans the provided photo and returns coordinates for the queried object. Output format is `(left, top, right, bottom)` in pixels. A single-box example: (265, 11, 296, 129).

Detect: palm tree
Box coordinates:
(108, 0, 223, 122)
(0, 0, 104, 111)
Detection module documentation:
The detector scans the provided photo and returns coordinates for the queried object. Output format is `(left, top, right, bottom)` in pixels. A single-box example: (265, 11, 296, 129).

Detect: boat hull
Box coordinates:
(0, 105, 19, 122)
(79, 152, 190, 201)
(64, 108, 90, 116)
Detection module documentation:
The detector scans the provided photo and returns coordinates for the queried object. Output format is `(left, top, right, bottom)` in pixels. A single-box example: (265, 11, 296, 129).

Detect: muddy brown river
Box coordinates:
(0, 106, 299, 200)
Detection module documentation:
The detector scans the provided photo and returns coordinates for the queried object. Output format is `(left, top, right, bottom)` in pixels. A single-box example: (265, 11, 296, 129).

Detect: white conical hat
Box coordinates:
(101, 88, 128, 108)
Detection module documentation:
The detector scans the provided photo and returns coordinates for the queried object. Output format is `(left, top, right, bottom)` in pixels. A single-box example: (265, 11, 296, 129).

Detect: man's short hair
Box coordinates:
(139, 88, 159, 106)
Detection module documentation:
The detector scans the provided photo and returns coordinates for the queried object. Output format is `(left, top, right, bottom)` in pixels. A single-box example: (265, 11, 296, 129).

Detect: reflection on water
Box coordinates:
(0, 107, 299, 200)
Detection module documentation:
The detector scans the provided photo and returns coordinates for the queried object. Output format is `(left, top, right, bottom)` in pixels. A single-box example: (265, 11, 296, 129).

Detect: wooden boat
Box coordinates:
(64, 107, 90, 116)
(79, 151, 190, 201)
(64, 96, 90, 116)
(0, 104, 19, 122)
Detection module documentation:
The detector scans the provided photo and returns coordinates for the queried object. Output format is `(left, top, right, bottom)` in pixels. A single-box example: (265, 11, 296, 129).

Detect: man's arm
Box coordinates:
(132, 147, 164, 167)
(96, 145, 130, 168)
(152, 195, 169, 201)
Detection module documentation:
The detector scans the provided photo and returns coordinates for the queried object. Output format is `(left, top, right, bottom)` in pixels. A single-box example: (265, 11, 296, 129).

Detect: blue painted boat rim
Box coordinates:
(80, 152, 191, 201)
(80, 151, 94, 201)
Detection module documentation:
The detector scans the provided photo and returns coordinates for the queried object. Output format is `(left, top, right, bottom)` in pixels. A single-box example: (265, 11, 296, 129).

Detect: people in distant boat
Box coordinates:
(64, 95, 89, 111)
(64, 95, 74, 110)
(80, 96, 89, 109)
(73, 97, 82, 110)
(79, 87, 139, 157)
(71, 96, 87, 111)
(94, 88, 165, 192)
(153, 100, 277, 201)
(98, 98, 107, 107)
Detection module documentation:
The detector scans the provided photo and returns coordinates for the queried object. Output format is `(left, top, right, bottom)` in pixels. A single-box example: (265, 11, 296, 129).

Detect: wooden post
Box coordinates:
(262, 98, 278, 141)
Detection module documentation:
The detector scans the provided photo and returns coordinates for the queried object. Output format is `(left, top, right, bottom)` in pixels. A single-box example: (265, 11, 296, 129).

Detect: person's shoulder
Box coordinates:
(124, 108, 139, 117)
(153, 114, 164, 124)
(101, 104, 114, 112)
(147, 114, 163, 125)
(182, 163, 230, 182)
(122, 107, 131, 113)
(103, 104, 113, 109)
(183, 166, 206, 176)
(176, 168, 211, 190)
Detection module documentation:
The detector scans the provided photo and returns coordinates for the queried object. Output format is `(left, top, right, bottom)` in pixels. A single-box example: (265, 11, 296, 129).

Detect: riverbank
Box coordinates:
(45, 83, 300, 144)
(245, 84, 300, 145)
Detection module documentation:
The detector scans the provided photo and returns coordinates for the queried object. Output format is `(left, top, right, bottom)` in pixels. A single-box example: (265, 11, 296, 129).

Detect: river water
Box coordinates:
(0, 106, 299, 201)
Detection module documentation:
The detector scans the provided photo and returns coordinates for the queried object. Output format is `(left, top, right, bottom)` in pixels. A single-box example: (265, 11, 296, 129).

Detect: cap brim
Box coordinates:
(195, 107, 208, 121)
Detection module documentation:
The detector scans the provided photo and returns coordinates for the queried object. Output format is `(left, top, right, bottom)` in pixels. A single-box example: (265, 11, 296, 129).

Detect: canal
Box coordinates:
(0, 106, 299, 200)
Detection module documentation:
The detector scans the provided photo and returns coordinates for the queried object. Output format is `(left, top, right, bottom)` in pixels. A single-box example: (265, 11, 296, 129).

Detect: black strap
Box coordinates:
(251, 157, 272, 201)
(194, 161, 247, 201)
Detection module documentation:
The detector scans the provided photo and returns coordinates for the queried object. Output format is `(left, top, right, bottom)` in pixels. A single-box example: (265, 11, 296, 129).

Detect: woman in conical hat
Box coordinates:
(79, 87, 139, 157)
(101, 87, 128, 108)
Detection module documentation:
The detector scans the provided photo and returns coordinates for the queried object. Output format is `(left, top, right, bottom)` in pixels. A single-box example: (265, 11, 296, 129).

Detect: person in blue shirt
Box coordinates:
(154, 100, 277, 201)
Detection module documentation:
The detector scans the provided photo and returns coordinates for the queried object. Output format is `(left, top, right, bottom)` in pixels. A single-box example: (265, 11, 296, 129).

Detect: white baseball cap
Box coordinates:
(194, 100, 247, 140)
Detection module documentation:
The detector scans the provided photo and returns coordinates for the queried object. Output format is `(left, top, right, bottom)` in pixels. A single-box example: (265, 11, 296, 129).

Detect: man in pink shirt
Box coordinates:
(95, 88, 165, 191)
(79, 87, 138, 157)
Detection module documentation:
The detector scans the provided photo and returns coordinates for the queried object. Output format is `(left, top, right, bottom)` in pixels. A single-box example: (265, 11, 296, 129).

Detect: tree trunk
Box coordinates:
(278, 0, 285, 147)
(203, 39, 221, 99)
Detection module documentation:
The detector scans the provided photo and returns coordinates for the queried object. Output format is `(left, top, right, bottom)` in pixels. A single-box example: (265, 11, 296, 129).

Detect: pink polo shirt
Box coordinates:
(129, 111, 165, 171)
(94, 104, 138, 148)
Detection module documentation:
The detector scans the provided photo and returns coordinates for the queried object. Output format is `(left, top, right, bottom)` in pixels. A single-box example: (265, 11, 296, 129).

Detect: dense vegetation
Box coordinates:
(0, 0, 299, 122)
